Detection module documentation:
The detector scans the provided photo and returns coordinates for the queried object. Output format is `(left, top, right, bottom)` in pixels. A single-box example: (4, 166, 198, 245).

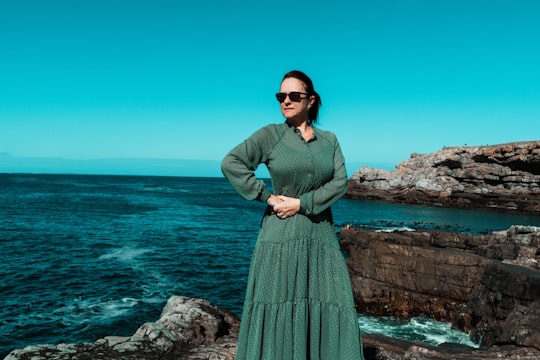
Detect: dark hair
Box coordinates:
(282, 70, 322, 125)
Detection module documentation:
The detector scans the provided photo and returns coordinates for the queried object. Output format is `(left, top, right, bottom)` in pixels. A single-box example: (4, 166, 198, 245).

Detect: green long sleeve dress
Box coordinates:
(221, 122, 363, 360)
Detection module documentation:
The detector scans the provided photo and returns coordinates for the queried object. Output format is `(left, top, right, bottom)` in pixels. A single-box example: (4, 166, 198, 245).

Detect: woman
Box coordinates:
(221, 70, 364, 359)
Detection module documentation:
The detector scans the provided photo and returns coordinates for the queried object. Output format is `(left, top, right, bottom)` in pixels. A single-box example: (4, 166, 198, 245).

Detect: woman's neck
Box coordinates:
(287, 120, 313, 141)
(286, 117, 309, 129)
(295, 121, 309, 132)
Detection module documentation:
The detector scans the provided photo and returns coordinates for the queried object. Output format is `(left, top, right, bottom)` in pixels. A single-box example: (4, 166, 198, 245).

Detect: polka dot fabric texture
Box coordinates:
(222, 122, 364, 359)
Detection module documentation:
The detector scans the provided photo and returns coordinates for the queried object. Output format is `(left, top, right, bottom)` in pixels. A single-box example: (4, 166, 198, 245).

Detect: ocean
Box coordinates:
(2, 173, 540, 357)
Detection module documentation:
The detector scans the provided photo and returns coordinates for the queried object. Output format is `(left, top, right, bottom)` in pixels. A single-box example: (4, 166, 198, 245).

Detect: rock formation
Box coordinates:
(4, 296, 239, 360)
(340, 225, 540, 359)
(346, 141, 540, 212)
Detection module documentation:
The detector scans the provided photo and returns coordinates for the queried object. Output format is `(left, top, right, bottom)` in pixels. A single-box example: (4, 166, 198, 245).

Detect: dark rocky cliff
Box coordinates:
(340, 225, 540, 359)
(346, 141, 540, 212)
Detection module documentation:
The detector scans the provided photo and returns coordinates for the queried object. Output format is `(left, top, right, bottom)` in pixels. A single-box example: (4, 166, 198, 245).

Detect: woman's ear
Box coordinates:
(308, 95, 316, 109)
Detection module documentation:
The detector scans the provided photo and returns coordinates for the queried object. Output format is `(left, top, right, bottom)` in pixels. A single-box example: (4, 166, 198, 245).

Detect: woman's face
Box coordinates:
(279, 77, 315, 123)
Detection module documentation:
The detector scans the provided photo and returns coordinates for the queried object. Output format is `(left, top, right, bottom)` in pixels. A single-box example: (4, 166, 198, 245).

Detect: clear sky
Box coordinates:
(1, 0, 539, 177)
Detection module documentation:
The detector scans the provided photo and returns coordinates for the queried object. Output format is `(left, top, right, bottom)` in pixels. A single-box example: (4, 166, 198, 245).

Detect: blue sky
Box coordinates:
(1, 0, 539, 177)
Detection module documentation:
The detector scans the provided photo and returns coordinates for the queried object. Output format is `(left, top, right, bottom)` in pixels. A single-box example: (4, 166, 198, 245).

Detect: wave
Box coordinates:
(98, 247, 153, 262)
(375, 226, 415, 233)
(52, 297, 141, 326)
(358, 314, 480, 348)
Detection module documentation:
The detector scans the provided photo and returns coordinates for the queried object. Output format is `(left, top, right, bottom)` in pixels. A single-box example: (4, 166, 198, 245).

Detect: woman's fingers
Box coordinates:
(273, 197, 300, 219)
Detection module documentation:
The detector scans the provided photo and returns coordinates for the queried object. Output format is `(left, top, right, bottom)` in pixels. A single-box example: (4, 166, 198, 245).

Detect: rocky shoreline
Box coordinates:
(7, 226, 539, 359)
(346, 141, 540, 213)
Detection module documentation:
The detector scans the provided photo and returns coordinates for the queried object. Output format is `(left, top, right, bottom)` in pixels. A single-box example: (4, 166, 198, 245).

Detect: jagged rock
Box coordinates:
(469, 262, 540, 349)
(4, 296, 240, 360)
(346, 141, 540, 212)
(340, 225, 540, 357)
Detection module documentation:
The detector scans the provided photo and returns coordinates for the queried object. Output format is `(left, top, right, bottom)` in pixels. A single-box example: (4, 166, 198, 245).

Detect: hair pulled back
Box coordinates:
(282, 70, 322, 125)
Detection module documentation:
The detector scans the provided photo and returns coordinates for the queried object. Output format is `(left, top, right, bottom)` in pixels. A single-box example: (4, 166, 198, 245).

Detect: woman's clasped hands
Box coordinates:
(267, 194, 300, 219)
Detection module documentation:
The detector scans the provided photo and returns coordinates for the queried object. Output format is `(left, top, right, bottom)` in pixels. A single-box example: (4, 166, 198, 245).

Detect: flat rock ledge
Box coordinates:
(4, 296, 240, 360)
(346, 141, 540, 212)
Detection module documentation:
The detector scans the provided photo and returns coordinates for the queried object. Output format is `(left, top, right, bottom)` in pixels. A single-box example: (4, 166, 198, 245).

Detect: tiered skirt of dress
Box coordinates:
(235, 210, 363, 360)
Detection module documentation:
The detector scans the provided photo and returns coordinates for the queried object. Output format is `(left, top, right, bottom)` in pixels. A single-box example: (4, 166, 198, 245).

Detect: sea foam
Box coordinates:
(98, 247, 152, 262)
(358, 314, 480, 348)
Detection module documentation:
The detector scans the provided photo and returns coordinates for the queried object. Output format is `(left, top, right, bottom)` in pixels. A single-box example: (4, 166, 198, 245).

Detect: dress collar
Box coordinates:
(289, 123, 317, 142)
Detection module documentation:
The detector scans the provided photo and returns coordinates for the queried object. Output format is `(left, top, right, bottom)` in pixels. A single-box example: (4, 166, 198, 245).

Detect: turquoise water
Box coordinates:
(1, 174, 538, 356)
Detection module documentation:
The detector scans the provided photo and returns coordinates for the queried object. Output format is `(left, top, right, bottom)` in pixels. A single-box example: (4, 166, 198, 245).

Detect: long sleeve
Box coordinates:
(221, 125, 279, 202)
(298, 135, 348, 216)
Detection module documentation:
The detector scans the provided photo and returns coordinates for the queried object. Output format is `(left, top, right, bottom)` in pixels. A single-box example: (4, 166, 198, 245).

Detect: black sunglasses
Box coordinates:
(275, 91, 310, 103)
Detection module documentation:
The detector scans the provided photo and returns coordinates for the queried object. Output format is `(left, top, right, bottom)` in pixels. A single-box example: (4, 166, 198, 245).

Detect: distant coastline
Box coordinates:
(0, 154, 224, 177)
(0, 154, 394, 178)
